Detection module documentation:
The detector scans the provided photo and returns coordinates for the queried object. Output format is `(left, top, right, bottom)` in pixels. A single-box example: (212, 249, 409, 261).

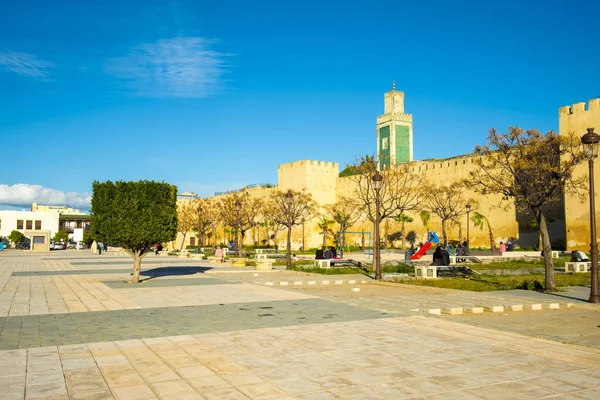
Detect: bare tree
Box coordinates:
(176, 201, 196, 251)
(345, 156, 422, 224)
(420, 181, 475, 246)
(264, 190, 316, 268)
(468, 127, 585, 291)
(324, 196, 362, 258)
(218, 192, 263, 256)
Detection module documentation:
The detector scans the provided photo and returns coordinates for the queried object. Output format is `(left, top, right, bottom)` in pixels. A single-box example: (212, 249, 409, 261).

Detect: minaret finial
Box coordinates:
(392, 80, 396, 91)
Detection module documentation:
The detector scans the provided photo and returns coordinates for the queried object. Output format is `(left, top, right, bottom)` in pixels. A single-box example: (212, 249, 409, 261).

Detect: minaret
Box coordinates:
(376, 81, 413, 167)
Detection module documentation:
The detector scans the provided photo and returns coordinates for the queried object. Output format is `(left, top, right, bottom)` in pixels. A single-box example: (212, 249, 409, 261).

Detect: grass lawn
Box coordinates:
(287, 264, 413, 275)
(471, 257, 568, 271)
(392, 273, 591, 292)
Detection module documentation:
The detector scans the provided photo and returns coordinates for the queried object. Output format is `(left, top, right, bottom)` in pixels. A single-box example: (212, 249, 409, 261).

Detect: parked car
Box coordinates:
(51, 242, 66, 250)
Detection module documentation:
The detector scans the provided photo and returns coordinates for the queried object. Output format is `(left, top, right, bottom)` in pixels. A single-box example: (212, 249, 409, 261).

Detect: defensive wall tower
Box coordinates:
(278, 159, 339, 205)
(560, 98, 600, 249)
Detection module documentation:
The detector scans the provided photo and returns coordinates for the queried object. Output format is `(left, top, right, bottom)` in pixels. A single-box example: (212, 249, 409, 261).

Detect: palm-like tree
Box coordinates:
(396, 213, 414, 248)
(317, 217, 335, 248)
(419, 211, 430, 231)
(471, 211, 496, 251)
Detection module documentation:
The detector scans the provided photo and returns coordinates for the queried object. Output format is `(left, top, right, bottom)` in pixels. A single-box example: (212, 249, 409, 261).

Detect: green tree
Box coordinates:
(469, 127, 585, 291)
(396, 212, 414, 248)
(91, 180, 178, 283)
(419, 210, 430, 231)
(471, 211, 496, 251)
(9, 230, 25, 246)
(53, 230, 69, 243)
(316, 217, 335, 248)
(83, 230, 95, 246)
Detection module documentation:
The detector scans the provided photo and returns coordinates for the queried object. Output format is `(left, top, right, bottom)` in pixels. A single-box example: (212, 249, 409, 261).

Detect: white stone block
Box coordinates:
(529, 304, 543, 311)
(443, 307, 463, 315)
(351, 287, 360, 292)
(348, 280, 356, 284)
(465, 307, 485, 314)
(335, 280, 343, 285)
(265, 282, 274, 286)
(279, 281, 288, 286)
(293, 281, 302, 286)
(428, 308, 442, 315)
(308, 281, 316, 285)
(414, 266, 438, 279)
(360, 280, 368, 284)
(485, 305, 504, 313)
(322, 280, 330, 285)
(547, 303, 560, 309)
(505, 305, 523, 312)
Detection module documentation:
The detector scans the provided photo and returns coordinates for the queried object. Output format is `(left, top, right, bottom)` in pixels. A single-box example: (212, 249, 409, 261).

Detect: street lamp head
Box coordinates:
(466, 204, 472, 212)
(285, 190, 293, 206)
(581, 127, 600, 160)
(372, 171, 383, 190)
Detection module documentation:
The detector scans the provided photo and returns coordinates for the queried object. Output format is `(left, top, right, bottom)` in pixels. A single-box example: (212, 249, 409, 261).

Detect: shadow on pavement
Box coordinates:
(133, 266, 213, 281)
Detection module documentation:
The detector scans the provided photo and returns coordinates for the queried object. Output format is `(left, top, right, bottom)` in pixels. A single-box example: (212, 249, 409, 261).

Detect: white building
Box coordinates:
(0, 210, 60, 250)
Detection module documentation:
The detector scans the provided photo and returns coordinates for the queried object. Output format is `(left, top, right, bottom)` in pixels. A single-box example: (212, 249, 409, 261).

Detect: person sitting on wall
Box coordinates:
(432, 246, 445, 266)
(329, 246, 338, 259)
(571, 250, 589, 262)
(405, 245, 415, 261)
(324, 247, 333, 259)
(315, 249, 325, 259)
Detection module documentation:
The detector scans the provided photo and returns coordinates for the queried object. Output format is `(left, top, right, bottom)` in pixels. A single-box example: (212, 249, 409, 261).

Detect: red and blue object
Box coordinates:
(411, 232, 440, 260)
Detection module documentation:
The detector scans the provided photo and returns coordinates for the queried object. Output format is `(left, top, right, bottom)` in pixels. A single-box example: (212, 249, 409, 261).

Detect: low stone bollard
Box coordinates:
(231, 257, 248, 267)
(256, 258, 275, 271)
(414, 265, 438, 279)
(564, 262, 591, 273)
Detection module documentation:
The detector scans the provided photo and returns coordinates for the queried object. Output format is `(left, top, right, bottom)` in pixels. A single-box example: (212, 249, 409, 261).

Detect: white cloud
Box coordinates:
(0, 50, 52, 79)
(0, 184, 91, 209)
(106, 36, 228, 98)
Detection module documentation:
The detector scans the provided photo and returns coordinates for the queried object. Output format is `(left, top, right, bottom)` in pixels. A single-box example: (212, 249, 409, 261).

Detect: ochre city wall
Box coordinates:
(560, 98, 600, 250)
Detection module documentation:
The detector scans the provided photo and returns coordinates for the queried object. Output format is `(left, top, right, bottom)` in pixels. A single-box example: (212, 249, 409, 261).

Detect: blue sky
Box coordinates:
(1, 0, 599, 209)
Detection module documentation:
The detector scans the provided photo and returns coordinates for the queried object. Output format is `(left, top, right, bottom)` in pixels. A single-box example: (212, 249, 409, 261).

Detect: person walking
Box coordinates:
(215, 246, 224, 262)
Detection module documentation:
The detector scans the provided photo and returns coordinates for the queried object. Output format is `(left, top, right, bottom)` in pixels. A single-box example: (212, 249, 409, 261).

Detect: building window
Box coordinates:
(35, 220, 42, 230)
(17, 220, 24, 229)
(382, 137, 389, 150)
(190, 237, 196, 246)
(26, 220, 33, 230)
(33, 236, 45, 244)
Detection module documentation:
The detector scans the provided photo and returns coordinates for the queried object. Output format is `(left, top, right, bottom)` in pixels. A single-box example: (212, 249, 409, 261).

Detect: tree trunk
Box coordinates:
(486, 222, 496, 251)
(132, 252, 142, 283)
(441, 219, 448, 246)
(536, 208, 556, 292)
(286, 225, 292, 269)
(458, 223, 463, 244)
(179, 232, 188, 251)
(322, 229, 327, 248)
(339, 225, 345, 258)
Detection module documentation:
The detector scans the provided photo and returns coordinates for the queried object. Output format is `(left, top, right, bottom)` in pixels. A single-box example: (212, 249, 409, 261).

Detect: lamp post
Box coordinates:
(465, 204, 472, 247)
(235, 199, 241, 257)
(372, 171, 383, 280)
(581, 127, 600, 304)
(285, 190, 294, 269)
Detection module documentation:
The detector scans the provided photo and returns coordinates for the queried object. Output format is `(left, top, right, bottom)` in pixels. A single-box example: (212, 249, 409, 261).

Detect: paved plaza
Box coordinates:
(1, 251, 600, 399)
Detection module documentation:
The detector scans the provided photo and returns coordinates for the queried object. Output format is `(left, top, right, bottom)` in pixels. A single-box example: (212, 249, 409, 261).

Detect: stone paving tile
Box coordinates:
(101, 277, 234, 288)
(12, 269, 133, 276)
(0, 298, 395, 350)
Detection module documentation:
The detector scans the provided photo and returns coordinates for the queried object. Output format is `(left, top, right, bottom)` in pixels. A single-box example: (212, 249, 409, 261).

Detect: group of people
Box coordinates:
(90, 240, 107, 255)
(498, 240, 514, 253)
(315, 246, 339, 260)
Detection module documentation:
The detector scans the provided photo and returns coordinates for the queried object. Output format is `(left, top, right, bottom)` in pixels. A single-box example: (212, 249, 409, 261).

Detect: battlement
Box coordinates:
(278, 159, 339, 170)
(559, 98, 600, 115)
